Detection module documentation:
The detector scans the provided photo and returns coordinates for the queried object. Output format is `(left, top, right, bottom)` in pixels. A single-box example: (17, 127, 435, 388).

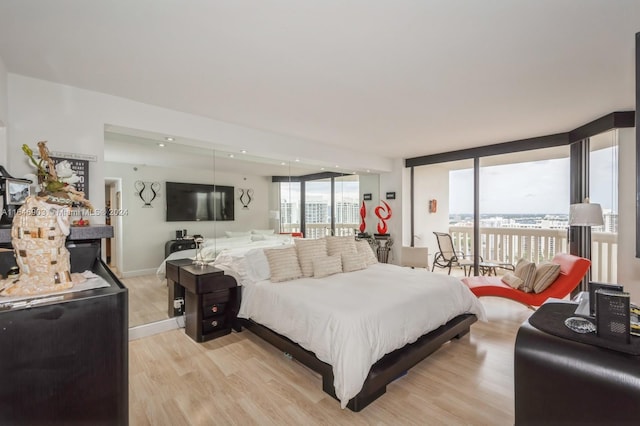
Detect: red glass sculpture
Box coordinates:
(374, 200, 392, 234)
(359, 201, 366, 233)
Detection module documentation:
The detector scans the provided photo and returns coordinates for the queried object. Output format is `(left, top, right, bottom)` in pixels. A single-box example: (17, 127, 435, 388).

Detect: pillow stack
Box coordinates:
(261, 236, 379, 282)
(502, 258, 561, 293)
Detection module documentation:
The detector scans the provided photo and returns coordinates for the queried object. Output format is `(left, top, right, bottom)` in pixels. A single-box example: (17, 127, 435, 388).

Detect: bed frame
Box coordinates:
(240, 313, 477, 411)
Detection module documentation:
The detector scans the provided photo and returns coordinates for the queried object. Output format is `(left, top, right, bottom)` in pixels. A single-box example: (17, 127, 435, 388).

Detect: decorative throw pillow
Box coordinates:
(264, 246, 303, 283)
(251, 229, 275, 235)
(355, 240, 378, 266)
(532, 261, 561, 293)
(501, 272, 524, 289)
(326, 236, 357, 257)
(295, 238, 328, 277)
(341, 252, 368, 272)
(514, 259, 537, 292)
(312, 255, 342, 278)
(225, 231, 251, 238)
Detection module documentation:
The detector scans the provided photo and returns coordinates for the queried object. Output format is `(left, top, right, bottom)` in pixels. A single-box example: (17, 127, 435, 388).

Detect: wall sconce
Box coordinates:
(238, 188, 254, 209)
(134, 181, 160, 207)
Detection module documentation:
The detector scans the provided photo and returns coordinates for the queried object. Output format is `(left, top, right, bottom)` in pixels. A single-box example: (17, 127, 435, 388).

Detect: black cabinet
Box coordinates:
(0, 244, 128, 425)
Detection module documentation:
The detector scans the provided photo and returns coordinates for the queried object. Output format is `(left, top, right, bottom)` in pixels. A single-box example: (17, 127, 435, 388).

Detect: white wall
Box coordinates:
(105, 161, 271, 275)
(617, 128, 640, 298)
(6, 74, 393, 218)
(409, 164, 451, 257)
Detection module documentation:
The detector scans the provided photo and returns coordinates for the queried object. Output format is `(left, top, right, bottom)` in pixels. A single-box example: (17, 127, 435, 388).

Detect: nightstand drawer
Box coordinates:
(203, 302, 226, 318)
(201, 289, 230, 306)
(202, 315, 227, 334)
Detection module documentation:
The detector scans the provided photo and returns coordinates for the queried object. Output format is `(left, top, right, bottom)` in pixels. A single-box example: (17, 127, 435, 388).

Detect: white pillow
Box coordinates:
(326, 236, 357, 257)
(355, 240, 378, 266)
(264, 246, 303, 283)
(295, 238, 328, 277)
(341, 252, 368, 272)
(501, 272, 524, 289)
(313, 255, 342, 278)
(251, 229, 275, 235)
(225, 231, 251, 238)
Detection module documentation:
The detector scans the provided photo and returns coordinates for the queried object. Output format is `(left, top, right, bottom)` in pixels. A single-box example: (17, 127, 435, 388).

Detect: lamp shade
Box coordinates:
(569, 202, 604, 226)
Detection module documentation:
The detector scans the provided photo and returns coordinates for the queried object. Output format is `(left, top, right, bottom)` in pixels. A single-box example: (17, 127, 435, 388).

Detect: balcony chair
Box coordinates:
(431, 232, 479, 275)
(461, 253, 590, 308)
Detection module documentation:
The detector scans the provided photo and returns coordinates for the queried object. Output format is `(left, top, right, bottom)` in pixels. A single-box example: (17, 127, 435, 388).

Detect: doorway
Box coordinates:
(104, 177, 123, 276)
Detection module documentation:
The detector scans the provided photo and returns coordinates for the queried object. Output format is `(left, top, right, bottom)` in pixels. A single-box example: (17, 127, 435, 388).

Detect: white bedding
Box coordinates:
(155, 235, 293, 278)
(236, 262, 486, 408)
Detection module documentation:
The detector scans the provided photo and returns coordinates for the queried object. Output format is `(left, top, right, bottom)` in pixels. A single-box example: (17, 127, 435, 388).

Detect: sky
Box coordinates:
(450, 146, 617, 215)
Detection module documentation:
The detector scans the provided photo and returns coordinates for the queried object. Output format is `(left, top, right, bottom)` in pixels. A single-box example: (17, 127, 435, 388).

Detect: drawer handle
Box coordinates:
(211, 306, 218, 313)
(211, 320, 218, 327)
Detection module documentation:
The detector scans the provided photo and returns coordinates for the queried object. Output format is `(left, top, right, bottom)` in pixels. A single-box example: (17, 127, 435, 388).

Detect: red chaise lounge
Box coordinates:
(461, 253, 590, 308)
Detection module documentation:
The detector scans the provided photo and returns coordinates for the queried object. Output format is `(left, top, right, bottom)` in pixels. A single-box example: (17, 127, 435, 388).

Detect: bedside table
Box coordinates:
(178, 264, 240, 342)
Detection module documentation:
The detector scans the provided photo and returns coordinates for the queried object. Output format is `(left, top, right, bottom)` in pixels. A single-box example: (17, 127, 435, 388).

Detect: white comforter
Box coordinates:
(237, 263, 486, 408)
(156, 236, 292, 278)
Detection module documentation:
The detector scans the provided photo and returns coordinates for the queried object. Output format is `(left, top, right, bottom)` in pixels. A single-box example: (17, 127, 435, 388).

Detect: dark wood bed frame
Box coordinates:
(239, 313, 477, 411)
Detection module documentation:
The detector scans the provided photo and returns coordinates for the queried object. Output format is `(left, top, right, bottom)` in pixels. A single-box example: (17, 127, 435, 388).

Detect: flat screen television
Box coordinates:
(166, 182, 234, 222)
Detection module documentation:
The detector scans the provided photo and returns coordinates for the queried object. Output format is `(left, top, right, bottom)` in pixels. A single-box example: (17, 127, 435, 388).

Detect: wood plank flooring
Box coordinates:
(121, 274, 168, 328)
(129, 297, 533, 425)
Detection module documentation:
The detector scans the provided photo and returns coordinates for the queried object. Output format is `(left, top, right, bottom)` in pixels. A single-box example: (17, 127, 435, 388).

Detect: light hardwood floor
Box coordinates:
(129, 297, 533, 425)
(121, 274, 168, 328)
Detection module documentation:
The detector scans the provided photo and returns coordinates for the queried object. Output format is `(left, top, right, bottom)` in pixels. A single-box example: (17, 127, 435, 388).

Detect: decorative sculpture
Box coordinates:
(0, 141, 93, 296)
(238, 188, 253, 209)
(374, 200, 392, 235)
(134, 181, 160, 207)
(359, 200, 366, 233)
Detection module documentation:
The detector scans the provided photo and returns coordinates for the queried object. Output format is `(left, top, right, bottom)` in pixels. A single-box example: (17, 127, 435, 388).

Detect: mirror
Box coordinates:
(104, 128, 379, 328)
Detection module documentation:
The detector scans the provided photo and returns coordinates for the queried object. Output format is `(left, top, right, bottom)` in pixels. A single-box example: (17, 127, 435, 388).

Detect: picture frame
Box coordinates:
(363, 193, 372, 201)
(6, 178, 30, 205)
(385, 192, 396, 200)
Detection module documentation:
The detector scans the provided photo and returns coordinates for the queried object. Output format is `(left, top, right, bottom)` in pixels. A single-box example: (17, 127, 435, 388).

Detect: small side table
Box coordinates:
(178, 264, 240, 342)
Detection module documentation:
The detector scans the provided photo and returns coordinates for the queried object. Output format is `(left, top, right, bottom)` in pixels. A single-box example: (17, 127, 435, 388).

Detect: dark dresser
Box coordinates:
(514, 303, 640, 425)
(0, 226, 128, 425)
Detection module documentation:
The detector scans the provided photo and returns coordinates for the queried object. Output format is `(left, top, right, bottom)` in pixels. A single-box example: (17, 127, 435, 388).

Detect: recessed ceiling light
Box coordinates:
(228, 154, 235, 158)
(157, 143, 165, 147)
(366, 169, 371, 173)
(281, 162, 286, 166)
(295, 158, 300, 162)
(335, 165, 340, 168)
(320, 167, 325, 171)
(240, 149, 247, 154)
(164, 137, 174, 141)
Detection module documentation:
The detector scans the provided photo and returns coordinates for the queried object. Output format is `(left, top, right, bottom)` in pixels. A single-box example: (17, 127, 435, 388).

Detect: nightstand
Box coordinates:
(178, 264, 240, 342)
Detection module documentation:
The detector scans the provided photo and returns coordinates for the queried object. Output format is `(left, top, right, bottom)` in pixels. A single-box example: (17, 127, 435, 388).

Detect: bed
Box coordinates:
(155, 232, 293, 278)
(212, 239, 485, 411)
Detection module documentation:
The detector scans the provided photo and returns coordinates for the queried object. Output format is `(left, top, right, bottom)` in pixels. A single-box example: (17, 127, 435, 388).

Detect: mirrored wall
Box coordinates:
(103, 128, 380, 328)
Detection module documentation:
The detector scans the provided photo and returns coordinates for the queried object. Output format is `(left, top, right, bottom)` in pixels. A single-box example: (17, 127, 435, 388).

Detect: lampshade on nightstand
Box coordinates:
(569, 198, 604, 227)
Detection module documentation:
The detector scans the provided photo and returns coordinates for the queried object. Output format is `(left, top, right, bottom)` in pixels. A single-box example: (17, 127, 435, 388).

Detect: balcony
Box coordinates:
(448, 225, 617, 283)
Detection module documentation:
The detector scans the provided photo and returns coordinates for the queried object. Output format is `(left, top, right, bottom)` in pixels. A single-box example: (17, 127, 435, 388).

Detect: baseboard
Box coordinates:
(121, 268, 157, 278)
(129, 316, 185, 341)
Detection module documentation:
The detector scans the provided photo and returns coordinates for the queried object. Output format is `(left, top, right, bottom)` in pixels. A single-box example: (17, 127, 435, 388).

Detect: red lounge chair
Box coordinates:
(461, 253, 590, 308)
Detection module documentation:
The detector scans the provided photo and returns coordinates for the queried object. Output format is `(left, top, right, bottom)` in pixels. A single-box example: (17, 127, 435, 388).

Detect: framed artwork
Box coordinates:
(363, 193, 372, 201)
(386, 192, 396, 200)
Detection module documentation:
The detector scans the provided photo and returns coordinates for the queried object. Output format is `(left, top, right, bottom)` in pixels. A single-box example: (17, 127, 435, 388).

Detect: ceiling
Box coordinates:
(1, 1, 639, 161)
